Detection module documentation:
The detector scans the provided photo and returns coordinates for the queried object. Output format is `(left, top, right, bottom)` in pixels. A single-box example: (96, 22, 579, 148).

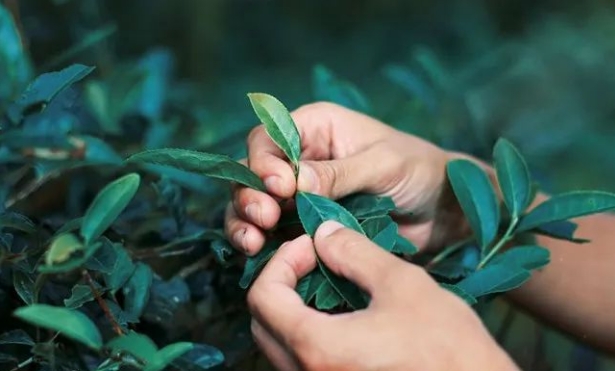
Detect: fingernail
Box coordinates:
(264, 176, 281, 193)
(245, 203, 261, 225)
(233, 228, 247, 247)
(298, 163, 317, 192)
(316, 221, 344, 238)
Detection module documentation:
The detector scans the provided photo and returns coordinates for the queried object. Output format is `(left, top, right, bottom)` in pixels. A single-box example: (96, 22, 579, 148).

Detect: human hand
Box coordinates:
(247, 221, 519, 371)
(225, 102, 471, 255)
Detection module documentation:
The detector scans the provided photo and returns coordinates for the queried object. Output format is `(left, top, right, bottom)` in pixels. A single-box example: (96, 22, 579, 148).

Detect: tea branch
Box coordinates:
(477, 217, 519, 269)
(82, 270, 124, 336)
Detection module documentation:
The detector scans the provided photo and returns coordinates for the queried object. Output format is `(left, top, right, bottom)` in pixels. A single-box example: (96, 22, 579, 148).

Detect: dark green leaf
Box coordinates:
(126, 149, 265, 191)
(338, 193, 396, 219)
(317, 259, 368, 310)
(7, 64, 94, 123)
(456, 264, 531, 298)
(490, 246, 550, 271)
(239, 242, 278, 289)
(13, 270, 35, 305)
(518, 191, 615, 232)
(312, 64, 371, 113)
(64, 284, 99, 309)
(0, 3, 33, 105)
(0, 352, 17, 364)
(314, 281, 344, 310)
(0, 329, 34, 346)
(446, 159, 499, 251)
(493, 138, 532, 218)
(145, 342, 193, 371)
(209, 239, 236, 267)
(296, 191, 364, 237)
(533, 220, 589, 243)
(248, 93, 302, 169)
(81, 173, 141, 245)
(106, 331, 157, 361)
(54, 217, 83, 236)
(38, 241, 102, 273)
(429, 246, 480, 280)
(440, 283, 477, 305)
(296, 271, 326, 303)
(123, 262, 153, 321)
(84, 240, 117, 273)
(103, 243, 135, 293)
(391, 235, 418, 255)
(171, 343, 225, 371)
(361, 216, 397, 251)
(0, 212, 36, 234)
(14, 304, 102, 349)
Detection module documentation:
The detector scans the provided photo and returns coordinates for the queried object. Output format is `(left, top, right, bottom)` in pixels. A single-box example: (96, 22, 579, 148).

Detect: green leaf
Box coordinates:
(391, 235, 418, 255)
(296, 271, 326, 303)
(316, 259, 368, 310)
(456, 264, 531, 298)
(209, 239, 236, 267)
(13, 270, 35, 305)
(239, 242, 278, 289)
(14, 304, 102, 349)
(247, 93, 302, 170)
(7, 64, 94, 123)
(361, 216, 397, 251)
(64, 284, 99, 309)
(493, 138, 532, 218)
(171, 343, 225, 371)
(295, 191, 364, 237)
(81, 173, 141, 245)
(54, 217, 83, 236)
(314, 281, 344, 310)
(0, 3, 33, 106)
(440, 283, 477, 305)
(84, 240, 117, 273)
(45, 233, 85, 266)
(38, 241, 103, 273)
(106, 331, 158, 361)
(0, 212, 36, 234)
(145, 342, 193, 371)
(338, 193, 396, 219)
(312, 64, 371, 113)
(446, 159, 500, 251)
(533, 220, 589, 243)
(518, 191, 615, 232)
(0, 329, 34, 346)
(490, 246, 550, 271)
(123, 262, 153, 321)
(103, 243, 135, 293)
(126, 149, 265, 191)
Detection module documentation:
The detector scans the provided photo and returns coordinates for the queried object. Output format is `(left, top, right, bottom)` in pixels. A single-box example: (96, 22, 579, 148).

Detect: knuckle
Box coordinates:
(295, 101, 341, 116)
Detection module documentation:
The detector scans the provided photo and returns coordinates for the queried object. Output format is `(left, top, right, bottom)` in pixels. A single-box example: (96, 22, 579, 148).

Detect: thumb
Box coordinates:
(314, 221, 406, 295)
(297, 145, 389, 199)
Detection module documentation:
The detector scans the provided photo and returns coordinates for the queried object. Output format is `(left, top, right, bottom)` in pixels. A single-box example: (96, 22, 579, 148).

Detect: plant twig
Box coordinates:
(9, 357, 34, 371)
(178, 255, 213, 279)
(477, 218, 518, 269)
(82, 270, 123, 335)
(424, 237, 473, 270)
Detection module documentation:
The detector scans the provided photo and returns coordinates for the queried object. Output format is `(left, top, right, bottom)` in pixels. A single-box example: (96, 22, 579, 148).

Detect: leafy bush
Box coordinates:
(2, 3, 615, 371)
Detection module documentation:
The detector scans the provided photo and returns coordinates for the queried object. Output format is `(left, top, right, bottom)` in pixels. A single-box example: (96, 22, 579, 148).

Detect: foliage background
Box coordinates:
(3, 0, 615, 370)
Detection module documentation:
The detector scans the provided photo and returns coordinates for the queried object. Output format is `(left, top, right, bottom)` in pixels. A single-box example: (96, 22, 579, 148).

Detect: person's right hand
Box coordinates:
(225, 102, 471, 255)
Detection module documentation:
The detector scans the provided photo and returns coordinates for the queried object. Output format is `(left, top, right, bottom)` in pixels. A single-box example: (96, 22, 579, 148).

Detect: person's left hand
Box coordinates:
(247, 221, 519, 371)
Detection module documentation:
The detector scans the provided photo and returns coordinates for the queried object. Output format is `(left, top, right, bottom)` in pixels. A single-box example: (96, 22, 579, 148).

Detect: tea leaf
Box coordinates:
(0, 329, 34, 346)
(533, 220, 589, 243)
(296, 271, 326, 303)
(312, 64, 371, 113)
(13, 270, 35, 305)
(171, 343, 225, 371)
(84, 240, 117, 273)
(493, 138, 531, 218)
(126, 149, 266, 191)
(391, 235, 418, 255)
(146, 342, 193, 371)
(456, 264, 530, 298)
(490, 246, 550, 271)
(104, 243, 136, 293)
(38, 241, 103, 273)
(295, 191, 364, 237)
(338, 193, 396, 219)
(315, 281, 344, 310)
(210, 239, 236, 267)
(0, 212, 35, 234)
(248, 93, 302, 170)
(64, 284, 98, 309)
(123, 262, 153, 321)
(14, 304, 103, 349)
(446, 159, 499, 251)
(440, 283, 477, 305)
(239, 242, 278, 289)
(106, 331, 158, 361)
(81, 173, 141, 245)
(317, 259, 368, 310)
(518, 191, 615, 232)
(361, 216, 397, 251)
(45, 233, 84, 266)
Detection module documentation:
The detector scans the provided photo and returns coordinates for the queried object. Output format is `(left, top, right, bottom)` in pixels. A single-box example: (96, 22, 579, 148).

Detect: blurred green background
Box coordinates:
(4, 0, 615, 369)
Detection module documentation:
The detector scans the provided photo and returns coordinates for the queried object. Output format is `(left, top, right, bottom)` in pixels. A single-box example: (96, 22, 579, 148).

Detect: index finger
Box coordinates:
(247, 235, 327, 345)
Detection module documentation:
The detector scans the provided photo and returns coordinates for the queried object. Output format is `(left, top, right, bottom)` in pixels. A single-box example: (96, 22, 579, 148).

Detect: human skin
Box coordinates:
(224, 102, 615, 369)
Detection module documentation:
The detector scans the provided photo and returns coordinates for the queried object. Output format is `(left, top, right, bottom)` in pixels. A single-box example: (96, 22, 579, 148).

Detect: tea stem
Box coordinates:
(477, 217, 518, 269)
(82, 270, 124, 335)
